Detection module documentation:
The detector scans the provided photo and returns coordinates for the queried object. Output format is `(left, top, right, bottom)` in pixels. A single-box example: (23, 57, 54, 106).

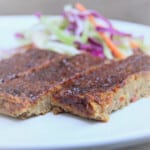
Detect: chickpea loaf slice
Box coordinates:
(50, 54, 150, 121)
(0, 53, 105, 118)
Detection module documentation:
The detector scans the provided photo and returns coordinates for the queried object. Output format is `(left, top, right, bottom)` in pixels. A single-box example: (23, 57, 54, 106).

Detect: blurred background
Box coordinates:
(0, 0, 149, 25)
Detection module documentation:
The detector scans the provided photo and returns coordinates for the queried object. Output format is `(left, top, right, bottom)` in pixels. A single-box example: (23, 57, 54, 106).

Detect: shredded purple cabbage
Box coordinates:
(75, 38, 104, 58)
(34, 12, 42, 19)
(62, 11, 85, 36)
(96, 26, 132, 37)
(62, 8, 115, 37)
(15, 33, 25, 39)
(62, 7, 132, 40)
(63, 9, 113, 27)
(83, 10, 113, 29)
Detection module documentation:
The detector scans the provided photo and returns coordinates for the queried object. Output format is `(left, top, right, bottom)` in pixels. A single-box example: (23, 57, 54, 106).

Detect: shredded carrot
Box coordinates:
(76, 3, 126, 59)
(130, 40, 140, 49)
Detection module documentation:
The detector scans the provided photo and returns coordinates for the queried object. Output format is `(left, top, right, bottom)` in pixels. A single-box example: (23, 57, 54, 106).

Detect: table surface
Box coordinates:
(74, 142, 150, 150)
(0, 0, 149, 25)
(121, 143, 150, 150)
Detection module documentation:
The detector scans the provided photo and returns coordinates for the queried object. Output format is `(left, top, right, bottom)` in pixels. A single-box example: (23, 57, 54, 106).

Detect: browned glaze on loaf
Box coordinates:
(28, 52, 105, 83)
(0, 49, 62, 83)
(0, 53, 105, 102)
(51, 55, 150, 114)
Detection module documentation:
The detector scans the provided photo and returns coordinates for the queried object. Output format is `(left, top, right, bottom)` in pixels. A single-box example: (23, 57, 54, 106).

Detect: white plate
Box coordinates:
(0, 16, 150, 150)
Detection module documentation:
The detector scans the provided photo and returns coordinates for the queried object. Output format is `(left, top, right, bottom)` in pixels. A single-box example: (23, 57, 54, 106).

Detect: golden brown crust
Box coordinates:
(0, 48, 64, 83)
(51, 71, 150, 121)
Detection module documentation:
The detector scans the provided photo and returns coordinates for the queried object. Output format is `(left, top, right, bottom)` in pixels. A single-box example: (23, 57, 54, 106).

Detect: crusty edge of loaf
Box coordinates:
(50, 71, 150, 122)
(0, 92, 52, 119)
